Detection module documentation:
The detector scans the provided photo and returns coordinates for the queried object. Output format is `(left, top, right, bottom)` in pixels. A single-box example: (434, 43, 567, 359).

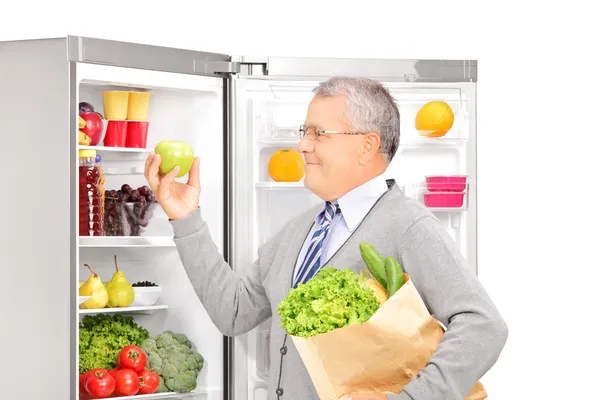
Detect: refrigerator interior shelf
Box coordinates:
(255, 181, 306, 189)
(400, 137, 468, 149)
(427, 207, 468, 212)
(103, 165, 146, 175)
(78, 236, 176, 248)
(107, 390, 205, 399)
(79, 304, 169, 315)
(79, 145, 153, 154)
(256, 136, 299, 147)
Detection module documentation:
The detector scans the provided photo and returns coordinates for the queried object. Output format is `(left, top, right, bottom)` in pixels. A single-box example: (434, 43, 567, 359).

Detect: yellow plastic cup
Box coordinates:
(102, 91, 129, 120)
(127, 92, 152, 121)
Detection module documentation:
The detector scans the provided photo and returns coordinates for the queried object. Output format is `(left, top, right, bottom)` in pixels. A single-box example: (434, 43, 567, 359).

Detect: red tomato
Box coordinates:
(114, 368, 139, 396)
(108, 367, 120, 379)
(79, 371, 92, 395)
(138, 369, 161, 394)
(85, 368, 115, 398)
(118, 345, 148, 373)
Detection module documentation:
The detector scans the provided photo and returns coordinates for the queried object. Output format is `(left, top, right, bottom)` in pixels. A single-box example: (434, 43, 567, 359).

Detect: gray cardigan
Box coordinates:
(170, 180, 508, 400)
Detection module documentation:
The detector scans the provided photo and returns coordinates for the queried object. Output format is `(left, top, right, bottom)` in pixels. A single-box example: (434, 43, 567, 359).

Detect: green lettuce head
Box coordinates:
(277, 266, 379, 338)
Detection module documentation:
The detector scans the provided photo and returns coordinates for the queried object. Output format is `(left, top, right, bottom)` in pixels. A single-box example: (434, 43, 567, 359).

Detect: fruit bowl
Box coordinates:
(131, 286, 162, 306)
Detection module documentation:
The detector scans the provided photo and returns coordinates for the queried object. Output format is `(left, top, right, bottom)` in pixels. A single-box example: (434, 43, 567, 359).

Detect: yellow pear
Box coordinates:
(107, 255, 134, 308)
(79, 264, 109, 309)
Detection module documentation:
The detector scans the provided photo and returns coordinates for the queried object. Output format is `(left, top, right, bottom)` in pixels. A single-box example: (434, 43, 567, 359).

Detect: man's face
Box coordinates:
(296, 95, 364, 201)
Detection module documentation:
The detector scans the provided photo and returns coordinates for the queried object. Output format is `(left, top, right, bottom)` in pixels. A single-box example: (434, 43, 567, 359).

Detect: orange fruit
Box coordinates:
(415, 101, 455, 137)
(268, 149, 305, 182)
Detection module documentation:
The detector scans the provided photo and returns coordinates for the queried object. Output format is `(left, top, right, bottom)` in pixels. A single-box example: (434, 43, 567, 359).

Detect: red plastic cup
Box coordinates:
(103, 121, 128, 147)
(126, 121, 149, 148)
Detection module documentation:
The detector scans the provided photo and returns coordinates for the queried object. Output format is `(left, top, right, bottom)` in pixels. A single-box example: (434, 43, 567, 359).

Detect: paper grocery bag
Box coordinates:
(290, 274, 487, 400)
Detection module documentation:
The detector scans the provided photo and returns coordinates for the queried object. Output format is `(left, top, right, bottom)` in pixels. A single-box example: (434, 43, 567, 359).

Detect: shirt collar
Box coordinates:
(314, 174, 389, 232)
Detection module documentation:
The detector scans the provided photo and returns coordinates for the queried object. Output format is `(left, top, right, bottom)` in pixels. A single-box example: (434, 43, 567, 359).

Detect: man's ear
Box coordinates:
(359, 132, 381, 164)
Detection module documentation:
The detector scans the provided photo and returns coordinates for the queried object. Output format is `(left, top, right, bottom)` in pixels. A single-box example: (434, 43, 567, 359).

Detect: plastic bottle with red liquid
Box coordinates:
(79, 150, 104, 236)
(96, 154, 106, 223)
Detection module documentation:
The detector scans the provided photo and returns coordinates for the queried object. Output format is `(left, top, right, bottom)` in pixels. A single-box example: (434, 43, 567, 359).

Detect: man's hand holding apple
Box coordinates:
(144, 151, 201, 221)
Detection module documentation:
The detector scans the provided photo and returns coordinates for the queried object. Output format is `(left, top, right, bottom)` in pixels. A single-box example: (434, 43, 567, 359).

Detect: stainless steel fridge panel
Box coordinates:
(236, 56, 477, 82)
(466, 85, 478, 275)
(68, 35, 233, 77)
(0, 37, 75, 400)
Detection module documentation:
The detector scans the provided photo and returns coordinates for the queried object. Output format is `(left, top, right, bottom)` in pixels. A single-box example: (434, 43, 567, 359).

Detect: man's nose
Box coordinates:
(296, 136, 313, 153)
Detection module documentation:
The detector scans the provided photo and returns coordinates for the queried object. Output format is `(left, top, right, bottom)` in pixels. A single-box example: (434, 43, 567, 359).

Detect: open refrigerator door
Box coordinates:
(1, 36, 237, 400)
(229, 59, 476, 400)
(75, 62, 226, 399)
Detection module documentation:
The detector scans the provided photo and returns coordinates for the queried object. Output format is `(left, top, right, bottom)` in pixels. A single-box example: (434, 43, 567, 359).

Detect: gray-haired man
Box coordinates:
(144, 76, 508, 400)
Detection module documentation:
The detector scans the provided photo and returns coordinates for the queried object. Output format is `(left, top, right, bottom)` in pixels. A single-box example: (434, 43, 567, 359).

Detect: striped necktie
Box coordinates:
(293, 201, 340, 288)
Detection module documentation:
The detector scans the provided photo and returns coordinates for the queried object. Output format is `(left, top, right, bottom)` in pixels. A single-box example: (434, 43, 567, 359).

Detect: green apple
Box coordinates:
(155, 140, 194, 178)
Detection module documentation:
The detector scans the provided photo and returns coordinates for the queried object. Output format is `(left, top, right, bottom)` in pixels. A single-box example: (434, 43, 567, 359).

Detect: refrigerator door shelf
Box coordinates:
(78, 236, 176, 247)
(108, 389, 213, 399)
(78, 304, 169, 315)
(79, 145, 154, 154)
(400, 137, 468, 149)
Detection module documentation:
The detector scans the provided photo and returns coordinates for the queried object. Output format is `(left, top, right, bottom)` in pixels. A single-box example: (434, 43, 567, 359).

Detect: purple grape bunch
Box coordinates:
(104, 184, 158, 236)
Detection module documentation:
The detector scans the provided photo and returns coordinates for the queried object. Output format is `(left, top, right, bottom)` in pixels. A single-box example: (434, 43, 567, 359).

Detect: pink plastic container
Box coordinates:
(423, 192, 465, 208)
(425, 175, 467, 192)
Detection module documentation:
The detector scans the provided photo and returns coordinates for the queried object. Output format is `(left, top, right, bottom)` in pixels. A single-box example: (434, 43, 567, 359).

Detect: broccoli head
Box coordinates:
(140, 331, 205, 393)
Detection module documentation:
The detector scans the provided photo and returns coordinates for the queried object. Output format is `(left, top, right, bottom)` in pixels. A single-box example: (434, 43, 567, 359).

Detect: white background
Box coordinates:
(2, 1, 598, 398)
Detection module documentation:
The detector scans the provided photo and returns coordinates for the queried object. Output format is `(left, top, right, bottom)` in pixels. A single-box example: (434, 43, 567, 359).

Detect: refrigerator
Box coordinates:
(0, 36, 477, 400)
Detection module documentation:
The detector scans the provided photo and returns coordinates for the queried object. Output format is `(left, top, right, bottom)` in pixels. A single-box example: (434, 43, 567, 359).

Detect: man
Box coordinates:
(144, 76, 508, 400)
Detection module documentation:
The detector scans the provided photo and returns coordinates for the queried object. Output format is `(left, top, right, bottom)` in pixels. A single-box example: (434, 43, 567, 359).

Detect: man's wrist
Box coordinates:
(169, 207, 204, 238)
(167, 206, 198, 221)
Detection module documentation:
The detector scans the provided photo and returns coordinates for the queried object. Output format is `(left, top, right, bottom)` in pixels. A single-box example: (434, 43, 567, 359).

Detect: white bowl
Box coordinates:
(132, 286, 162, 306)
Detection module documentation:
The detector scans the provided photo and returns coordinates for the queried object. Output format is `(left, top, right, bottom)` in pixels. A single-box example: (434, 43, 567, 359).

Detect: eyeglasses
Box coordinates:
(299, 125, 368, 140)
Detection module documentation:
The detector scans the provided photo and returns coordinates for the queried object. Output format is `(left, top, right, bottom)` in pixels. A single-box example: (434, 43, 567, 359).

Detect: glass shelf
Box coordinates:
(255, 181, 306, 189)
(79, 304, 168, 315)
(78, 236, 176, 248)
(79, 145, 153, 153)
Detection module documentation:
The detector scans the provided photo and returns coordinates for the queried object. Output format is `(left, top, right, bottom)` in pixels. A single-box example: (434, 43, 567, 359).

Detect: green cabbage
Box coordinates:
(277, 266, 379, 338)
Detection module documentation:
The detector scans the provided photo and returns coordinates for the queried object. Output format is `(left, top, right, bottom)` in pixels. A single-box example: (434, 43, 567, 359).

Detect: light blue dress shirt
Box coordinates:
(293, 174, 390, 282)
